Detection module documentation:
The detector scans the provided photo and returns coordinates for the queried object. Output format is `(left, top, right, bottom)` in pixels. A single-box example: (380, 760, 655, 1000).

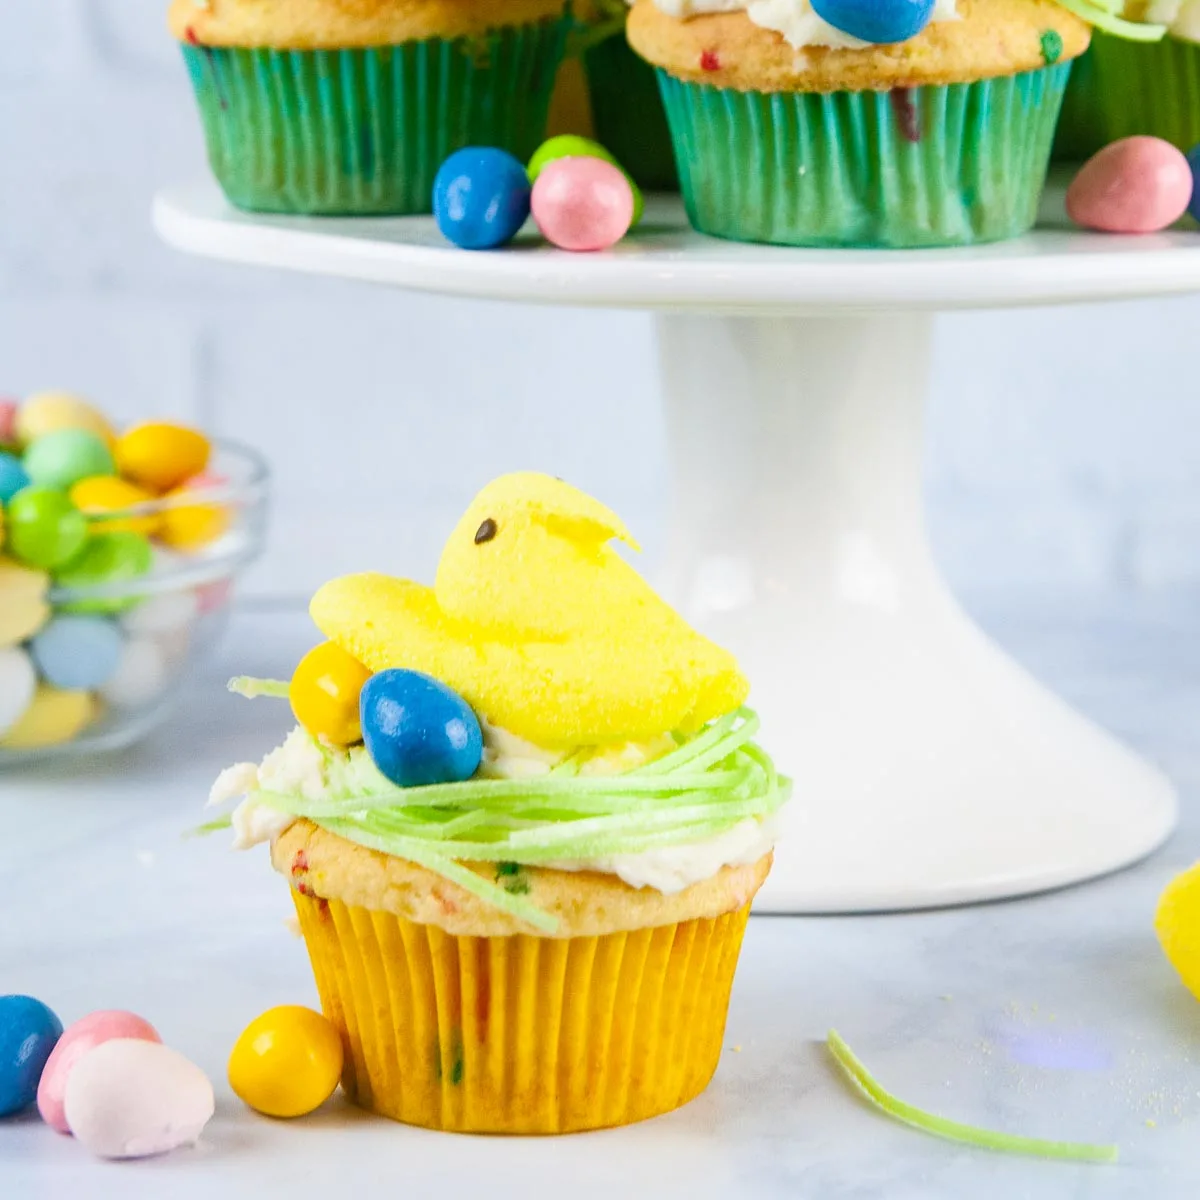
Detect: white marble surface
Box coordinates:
(4, 597, 1200, 1198)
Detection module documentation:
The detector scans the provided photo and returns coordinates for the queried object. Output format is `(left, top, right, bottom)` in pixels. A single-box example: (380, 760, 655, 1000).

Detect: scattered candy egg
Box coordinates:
(1187, 144, 1200, 223)
(228, 1006, 344, 1119)
(0, 558, 51, 648)
(809, 0, 936, 43)
(290, 641, 372, 747)
(1067, 137, 1193, 234)
(69, 475, 160, 536)
(0, 400, 17, 446)
(0, 685, 95, 749)
(16, 393, 114, 449)
(0, 647, 37, 740)
(62, 1039, 214, 1160)
(531, 158, 635, 252)
(100, 638, 168, 710)
(0, 451, 30, 504)
(527, 135, 644, 225)
(54, 531, 154, 614)
(158, 473, 231, 551)
(360, 668, 483, 787)
(114, 422, 211, 494)
(5, 487, 89, 569)
(0, 995, 63, 1117)
(30, 615, 124, 691)
(433, 147, 532, 250)
(23, 429, 116, 492)
(37, 1011, 162, 1135)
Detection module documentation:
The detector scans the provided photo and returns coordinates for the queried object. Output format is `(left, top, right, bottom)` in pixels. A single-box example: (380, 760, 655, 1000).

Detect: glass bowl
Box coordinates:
(0, 439, 269, 765)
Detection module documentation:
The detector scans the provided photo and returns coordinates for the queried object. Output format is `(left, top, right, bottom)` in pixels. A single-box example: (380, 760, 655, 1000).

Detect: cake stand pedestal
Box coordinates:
(155, 179, 1200, 913)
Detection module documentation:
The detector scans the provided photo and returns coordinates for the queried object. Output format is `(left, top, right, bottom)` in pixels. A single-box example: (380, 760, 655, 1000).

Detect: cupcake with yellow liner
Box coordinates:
(627, 0, 1102, 247)
(209, 472, 788, 1134)
(169, 0, 572, 215)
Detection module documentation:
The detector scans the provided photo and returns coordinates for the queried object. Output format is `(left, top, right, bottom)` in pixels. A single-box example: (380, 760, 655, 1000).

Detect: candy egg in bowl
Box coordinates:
(0, 439, 269, 764)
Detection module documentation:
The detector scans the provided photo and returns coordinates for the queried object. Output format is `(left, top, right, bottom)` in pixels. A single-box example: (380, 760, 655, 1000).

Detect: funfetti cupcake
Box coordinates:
(627, 0, 1095, 247)
(210, 473, 789, 1134)
(170, 0, 571, 215)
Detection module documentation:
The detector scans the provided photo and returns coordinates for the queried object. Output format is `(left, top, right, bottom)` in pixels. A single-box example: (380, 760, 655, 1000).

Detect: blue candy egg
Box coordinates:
(810, 0, 935, 44)
(0, 451, 29, 504)
(433, 148, 531, 250)
(1187, 144, 1200, 223)
(30, 615, 124, 691)
(361, 669, 483, 788)
(0, 995, 62, 1116)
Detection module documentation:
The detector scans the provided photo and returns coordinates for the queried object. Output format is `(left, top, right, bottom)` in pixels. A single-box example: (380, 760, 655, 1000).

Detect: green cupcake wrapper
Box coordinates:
(182, 20, 569, 215)
(1056, 34, 1200, 160)
(657, 64, 1073, 249)
(583, 34, 679, 191)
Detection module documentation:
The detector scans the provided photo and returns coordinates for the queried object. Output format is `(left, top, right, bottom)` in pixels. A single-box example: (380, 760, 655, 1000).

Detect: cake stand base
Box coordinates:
(655, 312, 1177, 913)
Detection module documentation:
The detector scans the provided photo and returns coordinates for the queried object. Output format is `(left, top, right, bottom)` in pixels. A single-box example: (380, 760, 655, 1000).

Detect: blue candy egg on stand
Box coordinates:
(361, 669, 483, 788)
(0, 452, 29, 504)
(810, 0, 936, 44)
(1187, 143, 1200, 223)
(433, 148, 532, 250)
(0, 995, 62, 1116)
(30, 615, 124, 691)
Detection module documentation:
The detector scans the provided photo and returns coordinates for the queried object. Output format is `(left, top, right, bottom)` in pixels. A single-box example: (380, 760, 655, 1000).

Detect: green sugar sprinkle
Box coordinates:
(827, 1031, 1119, 1164)
(1039, 29, 1063, 65)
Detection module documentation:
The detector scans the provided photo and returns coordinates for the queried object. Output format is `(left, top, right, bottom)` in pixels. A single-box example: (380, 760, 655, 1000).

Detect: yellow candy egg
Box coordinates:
(114, 422, 211, 494)
(228, 1006, 344, 1119)
(158, 476, 230, 552)
(289, 642, 371, 747)
(69, 476, 161, 536)
(16, 392, 115, 449)
(0, 558, 51, 648)
(0, 685, 95, 749)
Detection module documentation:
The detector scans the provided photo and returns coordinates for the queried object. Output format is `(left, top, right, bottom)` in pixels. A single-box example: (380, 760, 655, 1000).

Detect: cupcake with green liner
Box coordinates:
(169, 0, 572, 215)
(1056, 2, 1195, 160)
(627, 0, 1101, 247)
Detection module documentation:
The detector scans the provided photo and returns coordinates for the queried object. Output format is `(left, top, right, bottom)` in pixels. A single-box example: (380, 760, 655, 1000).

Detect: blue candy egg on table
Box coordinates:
(30, 614, 124, 691)
(0, 995, 62, 1116)
(810, 0, 935, 44)
(0, 452, 29, 504)
(433, 148, 532, 250)
(361, 669, 483, 788)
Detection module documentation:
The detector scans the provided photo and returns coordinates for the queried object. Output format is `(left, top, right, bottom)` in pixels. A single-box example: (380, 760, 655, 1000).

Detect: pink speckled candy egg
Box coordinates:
(1067, 137, 1193, 234)
(531, 158, 634, 252)
(38, 1010, 161, 1133)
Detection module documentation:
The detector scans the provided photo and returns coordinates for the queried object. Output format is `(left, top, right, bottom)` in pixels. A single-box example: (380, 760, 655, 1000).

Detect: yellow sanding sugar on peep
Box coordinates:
(311, 473, 748, 746)
(1155, 861, 1200, 1000)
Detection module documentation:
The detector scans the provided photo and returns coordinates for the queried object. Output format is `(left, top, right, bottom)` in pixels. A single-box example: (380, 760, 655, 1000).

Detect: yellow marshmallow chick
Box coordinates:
(311, 473, 748, 747)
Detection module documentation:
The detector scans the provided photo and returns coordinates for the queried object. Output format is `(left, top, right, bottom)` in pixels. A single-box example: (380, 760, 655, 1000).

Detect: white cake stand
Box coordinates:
(155, 179, 1200, 914)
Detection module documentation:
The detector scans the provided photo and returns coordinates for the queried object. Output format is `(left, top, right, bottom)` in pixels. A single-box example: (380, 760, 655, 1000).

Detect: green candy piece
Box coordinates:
(6, 487, 89, 570)
(23, 429, 115, 492)
(527, 134, 644, 226)
(54, 531, 154, 614)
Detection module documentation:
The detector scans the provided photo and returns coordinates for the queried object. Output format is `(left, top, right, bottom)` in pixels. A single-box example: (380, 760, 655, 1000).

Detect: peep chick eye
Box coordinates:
(474, 518, 498, 545)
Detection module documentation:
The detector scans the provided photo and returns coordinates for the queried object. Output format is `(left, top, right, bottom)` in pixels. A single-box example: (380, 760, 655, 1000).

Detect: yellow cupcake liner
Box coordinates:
(293, 890, 751, 1133)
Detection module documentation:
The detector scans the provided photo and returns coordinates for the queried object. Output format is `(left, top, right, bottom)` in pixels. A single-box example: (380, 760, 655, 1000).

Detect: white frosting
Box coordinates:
(652, 0, 958, 51)
(212, 725, 776, 894)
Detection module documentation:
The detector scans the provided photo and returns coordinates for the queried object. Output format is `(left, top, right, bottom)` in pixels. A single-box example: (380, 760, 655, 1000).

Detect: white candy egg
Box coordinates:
(100, 638, 168, 710)
(0, 646, 37, 739)
(121, 591, 199, 636)
(63, 1039, 214, 1160)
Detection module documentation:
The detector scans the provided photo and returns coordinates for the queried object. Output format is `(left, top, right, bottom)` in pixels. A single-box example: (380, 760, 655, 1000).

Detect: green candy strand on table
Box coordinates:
(22, 429, 115, 492)
(6, 488, 89, 571)
(54, 532, 154, 614)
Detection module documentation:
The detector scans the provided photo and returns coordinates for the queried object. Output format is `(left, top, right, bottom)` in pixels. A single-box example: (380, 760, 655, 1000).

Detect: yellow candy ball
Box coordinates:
(0, 685, 95, 749)
(289, 642, 371, 747)
(114, 422, 211, 494)
(158, 477, 230, 552)
(228, 1006, 344, 1119)
(69, 476, 161, 536)
(16, 392, 115, 449)
(1156, 862, 1200, 1001)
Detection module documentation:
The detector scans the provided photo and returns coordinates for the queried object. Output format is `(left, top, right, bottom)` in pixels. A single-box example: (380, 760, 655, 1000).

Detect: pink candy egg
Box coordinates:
(37, 1010, 161, 1133)
(0, 399, 17, 445)
(1067, 136, 1193, 234)
(531, 158, 634, 252)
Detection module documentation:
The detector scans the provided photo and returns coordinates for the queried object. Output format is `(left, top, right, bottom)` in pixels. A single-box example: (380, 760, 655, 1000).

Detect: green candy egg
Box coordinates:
(527, 135, 644, 226)
(54, 531, 154, 614)
(6, 487, 89, 570)
(23, 429, 115, 492)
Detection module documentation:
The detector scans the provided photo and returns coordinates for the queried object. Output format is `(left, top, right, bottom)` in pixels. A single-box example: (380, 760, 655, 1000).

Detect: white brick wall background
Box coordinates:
(5, 0, 1200, 604)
